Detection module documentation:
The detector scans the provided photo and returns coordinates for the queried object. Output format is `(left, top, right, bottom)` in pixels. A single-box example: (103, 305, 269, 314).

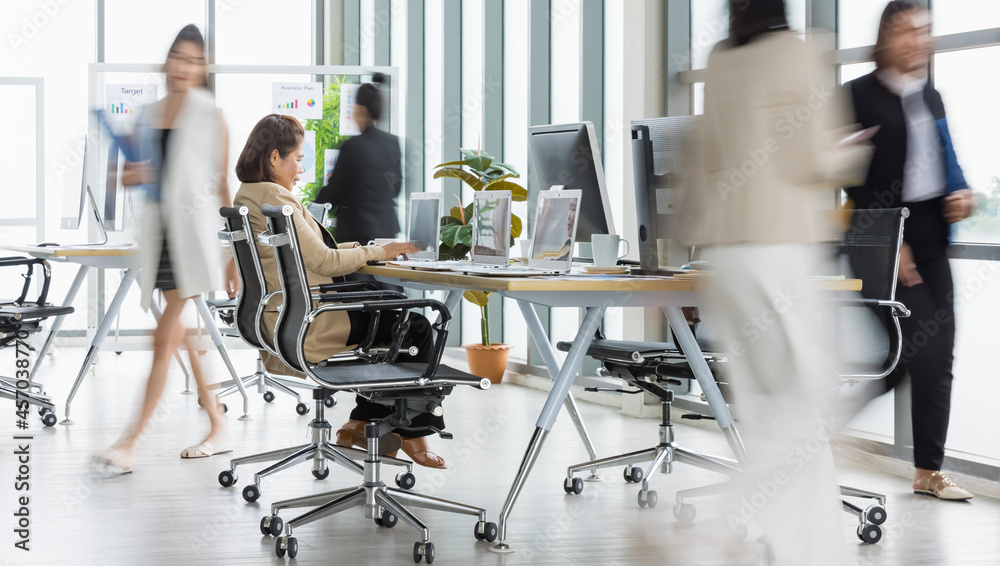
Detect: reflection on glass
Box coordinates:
(934, 47, 1000, 243)
(472, 196, 510, 257)
(530, 198, 577, 262)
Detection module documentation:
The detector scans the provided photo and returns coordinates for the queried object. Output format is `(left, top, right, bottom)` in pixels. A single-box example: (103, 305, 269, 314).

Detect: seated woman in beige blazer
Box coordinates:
(233, 114, 447, 468)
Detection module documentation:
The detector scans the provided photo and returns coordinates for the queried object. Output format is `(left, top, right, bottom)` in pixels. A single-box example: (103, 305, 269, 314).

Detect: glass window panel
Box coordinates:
(691, 0, 727, 70)
(933, 0, 1000, 36)
(503, 0, 529, 360)
(461, 0, 485, 346)
(838, 0, 887, 49)
(839, 61, 875, 85)
(550, 0, 581, 123)
(105, 0, 205, 64)
(0, 85, 38, 219)
(935, 47, 1000, 243)
(423, 0, 443, 195)
(215, 0, 311, 65)
(947, 259, 1000, 460)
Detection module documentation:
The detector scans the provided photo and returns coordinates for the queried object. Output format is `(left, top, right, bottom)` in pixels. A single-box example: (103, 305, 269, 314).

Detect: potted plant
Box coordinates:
(433, 148, 525, 382)
(461, 290, 512, 384)
(433, 148, 526, 260)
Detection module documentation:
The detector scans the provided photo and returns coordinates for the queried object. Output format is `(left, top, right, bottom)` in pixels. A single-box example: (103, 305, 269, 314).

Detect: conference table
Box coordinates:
(0, 244, 250, 423)
(358, 264, 860, 553)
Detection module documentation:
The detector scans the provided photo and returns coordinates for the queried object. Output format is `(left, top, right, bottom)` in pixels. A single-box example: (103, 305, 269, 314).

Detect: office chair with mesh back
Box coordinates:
(254, 204, 496, 563)
(559, 207, 910, 546)
(0, 256, 73, 427)
(212, 206, 316, 416)
(306, 201, 333, 228)
(215, 206, 415, 503)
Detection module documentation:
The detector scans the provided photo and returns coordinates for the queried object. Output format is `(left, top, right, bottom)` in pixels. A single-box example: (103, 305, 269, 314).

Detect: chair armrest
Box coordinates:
(315, 291, 406, 303)
(0, 256, 45, 268)
(834, 298, 910, 318)
(315, 281, 381, 293)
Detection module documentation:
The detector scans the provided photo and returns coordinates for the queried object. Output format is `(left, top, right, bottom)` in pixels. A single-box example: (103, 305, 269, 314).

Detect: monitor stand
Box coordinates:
(57, 186, 108, 247)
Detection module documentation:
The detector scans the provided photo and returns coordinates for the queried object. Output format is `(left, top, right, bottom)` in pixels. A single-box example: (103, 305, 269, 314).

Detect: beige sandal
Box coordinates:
(914, 471, 973, 500)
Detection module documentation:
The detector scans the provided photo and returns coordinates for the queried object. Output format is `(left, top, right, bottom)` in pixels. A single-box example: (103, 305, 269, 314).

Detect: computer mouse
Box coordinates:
(37, 242, 60, 247)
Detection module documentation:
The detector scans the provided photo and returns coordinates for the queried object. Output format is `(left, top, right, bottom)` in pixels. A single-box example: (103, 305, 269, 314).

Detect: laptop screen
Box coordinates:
(472, 192, 511, 260)
(531, 194, 578, 262)
(408, 195, 441, 258)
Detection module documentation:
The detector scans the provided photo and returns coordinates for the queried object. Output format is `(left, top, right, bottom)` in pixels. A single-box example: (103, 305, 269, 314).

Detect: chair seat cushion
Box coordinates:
(0, 304, 74, 320)
(309, 361, 483, 389)
(556, 338, 720, 360)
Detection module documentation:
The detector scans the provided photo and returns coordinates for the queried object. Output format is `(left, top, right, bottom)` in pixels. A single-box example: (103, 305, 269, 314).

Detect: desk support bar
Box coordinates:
(492, 304, 606, 553)
(516, 300, 600, 463)
(62, 268, 138, 425)
(29, 264, 89, 382)
(663, 306, 747, 464)
(193, 296, 251, 421)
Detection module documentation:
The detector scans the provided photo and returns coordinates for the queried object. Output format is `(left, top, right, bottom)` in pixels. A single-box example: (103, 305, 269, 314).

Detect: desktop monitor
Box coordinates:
(60, 135, 90, 230)
(527, 122, 614, 244)
(630, 116, 699, 272)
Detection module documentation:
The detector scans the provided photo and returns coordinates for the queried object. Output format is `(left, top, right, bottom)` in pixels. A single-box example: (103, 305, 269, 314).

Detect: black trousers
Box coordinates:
(885, 253, 955, 471)
(345, 310, 443, 438)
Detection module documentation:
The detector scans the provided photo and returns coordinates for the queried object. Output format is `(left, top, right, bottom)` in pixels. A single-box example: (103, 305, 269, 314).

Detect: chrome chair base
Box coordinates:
(217, 390, 413, 503)
(263, 424, 498, 562)
(215, 357, 315, 416)
(0, 376, 57, 427)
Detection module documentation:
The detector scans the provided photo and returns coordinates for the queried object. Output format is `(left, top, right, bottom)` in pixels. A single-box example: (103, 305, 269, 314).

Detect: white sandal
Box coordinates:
(180, 440, 233, 459)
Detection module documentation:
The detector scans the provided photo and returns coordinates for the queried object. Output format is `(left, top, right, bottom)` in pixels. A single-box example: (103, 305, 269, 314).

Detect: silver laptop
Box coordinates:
(457, 189, 582, 276)
(389, 193, 447, 267)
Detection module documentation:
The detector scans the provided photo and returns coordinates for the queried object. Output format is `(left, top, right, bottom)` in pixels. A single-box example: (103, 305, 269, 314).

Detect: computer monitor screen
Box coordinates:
(530, 193, 579, 262)
(408, 194, 441, 257)
(528, 122, 613, 244)
(103, 141, 123, 231)
(60, 135, 89, 230)
(471, 191, 511, 263)
(630, 116, 698, 271)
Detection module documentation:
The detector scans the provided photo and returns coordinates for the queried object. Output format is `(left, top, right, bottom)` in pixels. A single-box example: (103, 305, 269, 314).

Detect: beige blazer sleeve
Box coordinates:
(262, 188, 387, 276)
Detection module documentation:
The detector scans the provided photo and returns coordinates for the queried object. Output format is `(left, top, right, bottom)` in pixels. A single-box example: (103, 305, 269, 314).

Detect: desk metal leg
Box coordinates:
(29, 264, 89, 383)
(193, 296, 251, 421)
(662, 306, 747, 464)
(517, 300, 600, 465)
(148, 301, 192, 392)
(491, 304, 606, 554)
(61, 268, 138, 425)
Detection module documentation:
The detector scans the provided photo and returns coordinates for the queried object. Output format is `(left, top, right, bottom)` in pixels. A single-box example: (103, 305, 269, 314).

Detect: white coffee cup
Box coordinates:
(517, 238, 531, 259)
(591, 234, 630, 268)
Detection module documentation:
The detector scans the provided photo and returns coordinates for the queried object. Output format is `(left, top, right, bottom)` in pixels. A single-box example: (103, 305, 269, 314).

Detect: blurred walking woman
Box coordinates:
(680, 1, 871, 563)
(97, 25, 239, 474)
(845, 1, 974, 500)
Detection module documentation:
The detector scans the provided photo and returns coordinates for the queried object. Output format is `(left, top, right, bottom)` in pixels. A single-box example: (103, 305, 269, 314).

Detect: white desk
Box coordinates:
(0, 244, 250, 423)
(359, 265, 861, 553)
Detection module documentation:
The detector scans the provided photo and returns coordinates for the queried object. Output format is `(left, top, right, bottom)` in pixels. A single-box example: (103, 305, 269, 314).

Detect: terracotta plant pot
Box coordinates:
(462, 343, 513, 384)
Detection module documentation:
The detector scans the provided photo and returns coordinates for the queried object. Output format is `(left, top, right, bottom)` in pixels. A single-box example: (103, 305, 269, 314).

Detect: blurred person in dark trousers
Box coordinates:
(844, 0, 975, 500)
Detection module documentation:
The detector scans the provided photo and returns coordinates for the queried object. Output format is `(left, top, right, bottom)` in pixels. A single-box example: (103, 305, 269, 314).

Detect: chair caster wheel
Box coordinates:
(396, 472, 416, 490)
(323, 396, 336, 408)
(218, 470, 237, 487)
(38, 406, 50, 416)
(413, 541, 435, 564)
(857, 523, 881, 544)
(673, 503, 695, 522)
(260, 515, 282, 536)
(624, 466, 643, 483)
(474, 521, 498, 542)
(263, 391, 275, 403)
(866, 505, 887, 525)
(312, 467, 329, 480)
(637, 489, 658, 508)
(563, 477, 584, 495)
(242, 484, 261, 503)
(41, 412, 57, 427)
(295, 402, 309, 416)
(275, 535, 298, 558)
(115, 351, 122, 356)
(376, 509, 397, 528)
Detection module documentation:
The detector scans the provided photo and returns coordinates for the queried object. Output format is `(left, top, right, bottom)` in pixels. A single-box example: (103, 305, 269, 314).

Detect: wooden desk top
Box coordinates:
(358, 265, 862, 293)
(0, 244, 137, 257)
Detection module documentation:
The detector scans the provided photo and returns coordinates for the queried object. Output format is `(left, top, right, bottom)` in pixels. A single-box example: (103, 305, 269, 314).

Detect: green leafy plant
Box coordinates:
(434, 148, 526, 260)
(299, 77, 353, 207)
(463, 290, 494, 345)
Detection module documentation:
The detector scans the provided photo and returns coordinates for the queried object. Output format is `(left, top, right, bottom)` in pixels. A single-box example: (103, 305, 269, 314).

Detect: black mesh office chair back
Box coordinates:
(259, 205, 313, 373)
(219, 206, 268, 351)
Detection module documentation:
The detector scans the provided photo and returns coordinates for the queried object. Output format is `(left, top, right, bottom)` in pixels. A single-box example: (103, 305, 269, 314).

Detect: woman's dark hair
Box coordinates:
(236, 114, 305, 184)
(355, 72, 385, 121)
(873, 1, 922, 70)
(168, 24, 205, 58)
(729, 0, 789, 46)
